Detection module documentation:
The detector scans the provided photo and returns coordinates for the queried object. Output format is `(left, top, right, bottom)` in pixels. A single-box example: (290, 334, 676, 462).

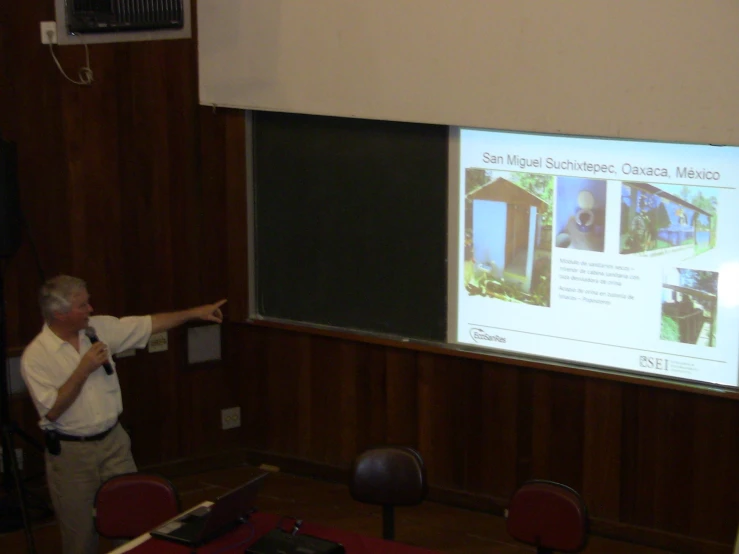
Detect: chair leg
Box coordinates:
(382, 505, 394, 541)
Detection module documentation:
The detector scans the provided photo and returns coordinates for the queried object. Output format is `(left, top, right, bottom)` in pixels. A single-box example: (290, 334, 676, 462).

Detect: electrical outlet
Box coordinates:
(40, 21, 58, 45)
(0, 448, 23, 471)
(221, 407, 241, 430)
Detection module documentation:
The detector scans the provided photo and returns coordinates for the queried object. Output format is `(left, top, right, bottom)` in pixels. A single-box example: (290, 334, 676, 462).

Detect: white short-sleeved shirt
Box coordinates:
(21, 314, 152, 436)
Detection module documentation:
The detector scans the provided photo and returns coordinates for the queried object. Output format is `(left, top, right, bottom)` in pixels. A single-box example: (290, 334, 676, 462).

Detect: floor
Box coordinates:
(0, 464, 676, 554)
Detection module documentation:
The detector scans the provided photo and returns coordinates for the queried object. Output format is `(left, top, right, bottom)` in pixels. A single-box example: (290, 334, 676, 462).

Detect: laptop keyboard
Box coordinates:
(154, 506, 210, 537)
(168, 518, 207, 539)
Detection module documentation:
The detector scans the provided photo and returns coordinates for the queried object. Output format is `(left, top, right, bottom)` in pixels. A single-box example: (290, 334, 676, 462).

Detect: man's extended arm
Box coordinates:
(150, 299, 227, 334)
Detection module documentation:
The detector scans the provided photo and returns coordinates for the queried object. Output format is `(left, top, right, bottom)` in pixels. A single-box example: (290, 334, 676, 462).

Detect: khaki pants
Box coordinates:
(45, 424, 137, 554)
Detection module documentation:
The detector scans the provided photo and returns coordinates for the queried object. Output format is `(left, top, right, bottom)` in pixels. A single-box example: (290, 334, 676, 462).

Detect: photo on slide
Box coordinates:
(463, 169, 553, 307)
(619, 182, 717, 258)
(660, 268, 718, 347)
(553, 177, 607, 252)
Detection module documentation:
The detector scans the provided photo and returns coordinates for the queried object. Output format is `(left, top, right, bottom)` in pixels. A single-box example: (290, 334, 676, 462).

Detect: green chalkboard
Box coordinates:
(253, 111, 448, 341)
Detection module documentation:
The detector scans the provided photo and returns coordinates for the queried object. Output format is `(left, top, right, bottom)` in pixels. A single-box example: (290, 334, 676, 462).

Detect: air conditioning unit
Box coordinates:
(54, 0, 191, 45)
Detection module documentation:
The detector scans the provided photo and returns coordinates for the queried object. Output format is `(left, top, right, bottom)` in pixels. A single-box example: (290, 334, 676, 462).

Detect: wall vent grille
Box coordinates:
(67, 0, 185, 33)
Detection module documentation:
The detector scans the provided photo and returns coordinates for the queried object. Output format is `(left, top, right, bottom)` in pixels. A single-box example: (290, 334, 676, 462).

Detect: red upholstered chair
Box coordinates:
(349, 446, 427, 541)
(94, 472, 181, 540)
(505, 480, 589, 554)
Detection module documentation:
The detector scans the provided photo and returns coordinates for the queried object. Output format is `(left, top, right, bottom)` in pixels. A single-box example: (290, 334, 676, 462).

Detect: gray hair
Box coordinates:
(39, 275, 87, 323)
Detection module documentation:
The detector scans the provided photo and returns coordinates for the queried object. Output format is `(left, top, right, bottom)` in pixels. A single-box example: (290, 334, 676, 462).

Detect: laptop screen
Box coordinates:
(152, 472, 268, 545)
(201, 472, 268, 536)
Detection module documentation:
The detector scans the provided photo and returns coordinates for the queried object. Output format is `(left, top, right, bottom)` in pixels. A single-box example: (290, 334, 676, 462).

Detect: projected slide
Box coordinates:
(450, 128, 739, 387)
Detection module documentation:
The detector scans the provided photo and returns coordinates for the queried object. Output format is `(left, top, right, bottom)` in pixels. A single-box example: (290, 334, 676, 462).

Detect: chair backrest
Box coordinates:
(506, 480, 589, 554)
(349, 446, 427, 540)
(349, 446, 427, 507)
(94, 472, 181, 539)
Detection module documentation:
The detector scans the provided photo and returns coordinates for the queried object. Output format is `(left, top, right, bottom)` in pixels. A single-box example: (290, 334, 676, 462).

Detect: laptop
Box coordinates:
(151, 472, 268, 546)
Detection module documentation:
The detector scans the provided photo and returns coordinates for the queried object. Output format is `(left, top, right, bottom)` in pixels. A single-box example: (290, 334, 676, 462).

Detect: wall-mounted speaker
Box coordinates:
(0, 139, 22, 259)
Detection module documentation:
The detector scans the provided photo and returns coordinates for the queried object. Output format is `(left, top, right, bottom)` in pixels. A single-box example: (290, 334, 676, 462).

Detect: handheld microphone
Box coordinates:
(84, 327, 114, 375)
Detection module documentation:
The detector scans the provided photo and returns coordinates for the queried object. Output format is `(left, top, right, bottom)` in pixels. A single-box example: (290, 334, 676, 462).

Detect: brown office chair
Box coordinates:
(505, 480, 589, 554)
(93, 472, 181, 540)
(348, 446, 427, 541)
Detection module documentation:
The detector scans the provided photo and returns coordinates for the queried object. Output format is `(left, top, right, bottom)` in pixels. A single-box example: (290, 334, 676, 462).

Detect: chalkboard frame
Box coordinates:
(246, 111, 739, 399)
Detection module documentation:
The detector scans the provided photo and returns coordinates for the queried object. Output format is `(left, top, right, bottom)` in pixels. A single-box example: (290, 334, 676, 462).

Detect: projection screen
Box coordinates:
(448, 128, 739, 387)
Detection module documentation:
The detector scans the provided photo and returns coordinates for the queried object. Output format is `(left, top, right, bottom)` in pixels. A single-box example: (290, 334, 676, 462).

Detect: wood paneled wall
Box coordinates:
(235, 326, 738, 553)
(1, 3, 737, 553)
(0, 1, 235, 465)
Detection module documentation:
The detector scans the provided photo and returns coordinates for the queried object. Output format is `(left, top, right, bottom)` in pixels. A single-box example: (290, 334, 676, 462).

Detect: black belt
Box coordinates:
(55, 422, 118, 442)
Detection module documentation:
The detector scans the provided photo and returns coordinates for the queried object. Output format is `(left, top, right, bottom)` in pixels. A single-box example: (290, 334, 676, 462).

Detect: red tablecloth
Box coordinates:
(127, 512, 440, 554)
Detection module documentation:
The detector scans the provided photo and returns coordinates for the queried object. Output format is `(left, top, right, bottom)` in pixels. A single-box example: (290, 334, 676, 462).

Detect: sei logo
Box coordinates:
(639, 356, 669, 371)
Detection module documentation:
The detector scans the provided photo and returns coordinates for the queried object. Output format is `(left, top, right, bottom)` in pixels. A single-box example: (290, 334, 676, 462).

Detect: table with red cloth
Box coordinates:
(119, 511, 441, 554)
